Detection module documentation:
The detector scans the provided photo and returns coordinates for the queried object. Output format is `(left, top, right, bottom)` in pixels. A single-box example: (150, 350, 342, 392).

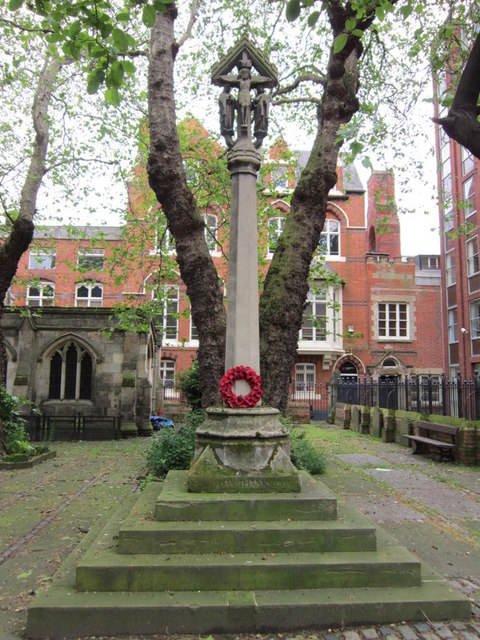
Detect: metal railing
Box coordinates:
(331, 375, 480, 421)
(24, 415, 121, 441)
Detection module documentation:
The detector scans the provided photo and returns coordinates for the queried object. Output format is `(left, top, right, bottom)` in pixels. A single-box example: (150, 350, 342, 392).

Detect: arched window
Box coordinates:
(26, 282, 55, 307)
(75, 283, 103, 307)
(382, 357, 398, 368)
(48, 342, 93, 400)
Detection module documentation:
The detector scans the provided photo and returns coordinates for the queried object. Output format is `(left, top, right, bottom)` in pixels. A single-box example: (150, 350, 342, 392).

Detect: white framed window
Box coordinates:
(267, 217, 285, 256)
(466, 236, 479, 277)
(75, 283, 103, 308)
(462, 176, 476, 217)
(48, 342, 92, 400)
(448, 308, 458, 344)
(319, 219, 340, 257)
(295, 363, 316, 392)
(161, 286, 179, 341)
(299, 288, 339, 343)
(26, 282, 55, 307)
(470, 300, 480, 339)
(160, 359, 175, 389)
(270, 165, 289, 192)
(190, 317, 199, 342)
(445, 252, 456, 286)
(77, 248, 105, 271)
(203, 213, 218, 252)
(377, 302, 409, 340)
(443, 204, 454, 232)
(153, 225, 175, 255)
(461, 146, 474, 176)
(300, 291, 328, 341)
(29, 248, 56, 269)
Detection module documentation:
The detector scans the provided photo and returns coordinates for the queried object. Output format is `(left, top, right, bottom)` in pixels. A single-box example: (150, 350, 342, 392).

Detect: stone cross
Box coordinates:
(212, 38, 278, 392)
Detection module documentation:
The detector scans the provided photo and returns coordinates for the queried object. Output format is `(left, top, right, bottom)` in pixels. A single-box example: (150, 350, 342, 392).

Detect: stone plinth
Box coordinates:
(186, 407, 300, 493)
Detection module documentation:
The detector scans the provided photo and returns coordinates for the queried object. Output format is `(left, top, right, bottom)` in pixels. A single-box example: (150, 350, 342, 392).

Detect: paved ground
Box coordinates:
(0, 426, 479, 639)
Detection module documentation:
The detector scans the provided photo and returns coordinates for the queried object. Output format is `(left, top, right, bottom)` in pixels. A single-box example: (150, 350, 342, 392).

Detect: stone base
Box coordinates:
(186, 407, 300, 493)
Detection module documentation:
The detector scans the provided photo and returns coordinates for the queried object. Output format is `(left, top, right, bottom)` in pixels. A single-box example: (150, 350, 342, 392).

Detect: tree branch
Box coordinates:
(433, 30, 480, 159)
(177, 0, 199, 48)
(274, 73, 326, 98)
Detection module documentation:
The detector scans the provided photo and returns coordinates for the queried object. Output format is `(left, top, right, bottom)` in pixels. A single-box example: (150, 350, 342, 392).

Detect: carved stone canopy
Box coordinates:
(211, 35, 278, 89)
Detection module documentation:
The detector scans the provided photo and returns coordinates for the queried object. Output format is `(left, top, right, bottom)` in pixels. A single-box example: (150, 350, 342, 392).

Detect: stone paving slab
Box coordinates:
(360, 468, 480, 519)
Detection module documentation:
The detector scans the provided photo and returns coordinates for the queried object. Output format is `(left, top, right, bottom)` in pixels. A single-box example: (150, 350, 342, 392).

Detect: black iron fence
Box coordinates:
(332, 375, 480, 421)
(24, 415, 121, 441)
(288, 382, 330, 421)
(162, 380, 187, 404)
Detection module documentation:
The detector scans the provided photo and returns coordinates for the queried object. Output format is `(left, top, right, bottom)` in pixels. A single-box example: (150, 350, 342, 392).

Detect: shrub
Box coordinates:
(147, 422, 196, 477)
(178, 361, 202, 410)
(0, 387, 31, 457)
(289, 427, 326, 475)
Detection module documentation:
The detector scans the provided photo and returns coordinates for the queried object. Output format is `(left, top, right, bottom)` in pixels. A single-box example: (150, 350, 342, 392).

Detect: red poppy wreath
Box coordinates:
(219, 365, 263, 408)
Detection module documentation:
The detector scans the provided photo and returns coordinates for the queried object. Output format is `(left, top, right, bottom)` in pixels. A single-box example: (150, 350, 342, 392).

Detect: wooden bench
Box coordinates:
(404, 420, 458, 461)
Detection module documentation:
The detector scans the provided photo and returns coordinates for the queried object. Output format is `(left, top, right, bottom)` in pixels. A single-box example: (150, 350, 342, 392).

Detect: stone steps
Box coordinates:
(117, 517, 378, 554)
(155, 470, 337, 521)
(76, 547, 421, 592)
(26, 582, 470, 638)
(24, 470, 471, 638)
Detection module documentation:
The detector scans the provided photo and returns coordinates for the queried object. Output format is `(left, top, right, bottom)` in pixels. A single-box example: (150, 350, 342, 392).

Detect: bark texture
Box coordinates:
(433, 31, 480, 159)
(259, 4, 378, 412)
(146, 1, 386, 411)
(147, 7, 226, 407)
(0, 56, 60, 452)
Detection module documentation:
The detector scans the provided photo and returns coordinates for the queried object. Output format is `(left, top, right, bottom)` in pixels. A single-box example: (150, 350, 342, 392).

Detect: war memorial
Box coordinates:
(25, 38, 470, 638)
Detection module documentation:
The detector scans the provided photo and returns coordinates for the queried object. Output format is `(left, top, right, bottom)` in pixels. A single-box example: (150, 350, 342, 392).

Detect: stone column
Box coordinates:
(225, 141, 261, 388)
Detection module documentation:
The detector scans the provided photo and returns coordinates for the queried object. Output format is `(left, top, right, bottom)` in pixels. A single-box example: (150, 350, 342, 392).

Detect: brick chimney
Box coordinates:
(366, 171, 401, 257)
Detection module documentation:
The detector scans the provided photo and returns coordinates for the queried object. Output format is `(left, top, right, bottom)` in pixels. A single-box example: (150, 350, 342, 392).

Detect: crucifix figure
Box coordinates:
(216, 53, 273, 149)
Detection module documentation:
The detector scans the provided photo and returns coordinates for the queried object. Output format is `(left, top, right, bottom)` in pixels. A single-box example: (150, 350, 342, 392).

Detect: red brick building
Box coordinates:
(435, 75, 480, 380)
(3, 148, 442, 419)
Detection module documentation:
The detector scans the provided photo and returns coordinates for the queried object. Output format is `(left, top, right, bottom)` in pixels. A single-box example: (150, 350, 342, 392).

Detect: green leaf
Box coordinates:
(286, 0, 301, 22)
(307, 11, 320, 28)
(401, 4, 414, 19)
(153, 0, 169, 12)
(345, 17, 356, 32)
(142, 5, 157, 28)
(105, 86, 121, 107)
(350, 141, 363, 158)
(112, 27, 129, 54)
(333, 33, 348, 54)
(8, 0, 25, 9)
(87, 75, 101, 95)
(362, 157, 373, 170)
(122, 60, 136, 75)
(116, 10, 130, 22)
(109, 61, 125, 87)
(376, 6, 385, 21)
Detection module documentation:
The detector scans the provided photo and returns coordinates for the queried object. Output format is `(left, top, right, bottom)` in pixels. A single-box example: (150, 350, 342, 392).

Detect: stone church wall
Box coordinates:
(1, 308, 160, 428)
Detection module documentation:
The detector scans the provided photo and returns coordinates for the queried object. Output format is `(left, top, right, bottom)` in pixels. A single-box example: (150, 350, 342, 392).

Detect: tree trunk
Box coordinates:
(433, 31, 480, 159)
(147, 7, 226, 407)
(0, 56, 61, 453)
(259, 41, 363, 411)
